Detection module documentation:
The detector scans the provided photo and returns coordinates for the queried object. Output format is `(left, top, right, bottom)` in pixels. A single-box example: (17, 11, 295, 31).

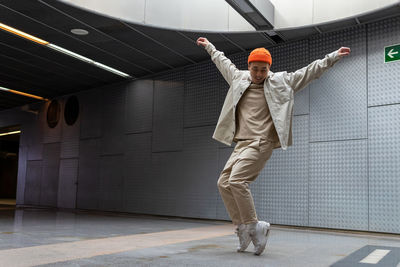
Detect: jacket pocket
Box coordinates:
(270, 86, 293, 103)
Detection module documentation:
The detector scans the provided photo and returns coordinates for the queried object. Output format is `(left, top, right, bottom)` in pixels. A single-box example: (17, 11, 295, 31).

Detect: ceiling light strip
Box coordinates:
(46, 44, 131, 78)
(93, 62, 132, 78)
(0, 22, 131, 78)
(47, 43, 93, 63)
(0, 23, 49, 45)
(0, 86, 48, 101)
(0, 130, 21, 137)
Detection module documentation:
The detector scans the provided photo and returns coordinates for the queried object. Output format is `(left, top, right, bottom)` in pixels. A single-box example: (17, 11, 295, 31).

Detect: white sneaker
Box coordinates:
(249, 221, 271, 256)
(235, 224, 251, 252)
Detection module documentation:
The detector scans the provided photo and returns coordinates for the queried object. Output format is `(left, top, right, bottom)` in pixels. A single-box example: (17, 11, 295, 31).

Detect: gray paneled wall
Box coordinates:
(153, 72, 184, 152)
(123, 133, 152, 213)
(184, 62, 223, 127)
(368, 105, 400, 233)
(3, 15, 400, 234)
(126, 80, 154, 133)
(309, 140, 368, 230)
(57, 158, 78, 209)
(77, 138, 101, 210)
(310, 26, 367, 142)
(40, 143, 61, 206)
(101, 84, 126, 155)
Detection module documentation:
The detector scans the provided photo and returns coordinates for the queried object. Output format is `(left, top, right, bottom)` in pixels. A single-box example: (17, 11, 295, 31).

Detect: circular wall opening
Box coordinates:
(64, 96, 79, 126)
(47, 100, 60, 128)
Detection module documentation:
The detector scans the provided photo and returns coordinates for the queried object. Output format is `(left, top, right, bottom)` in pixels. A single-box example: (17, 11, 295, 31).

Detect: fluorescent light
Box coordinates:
(47, 44, 131, 78)
(0, 22, 132, 78)
(93, 62, 131, 78)
(0, 130, 21, 137)
(0, 86, 48, 101)
(0, 23, 49, 45)
(47, 44, 93, 64)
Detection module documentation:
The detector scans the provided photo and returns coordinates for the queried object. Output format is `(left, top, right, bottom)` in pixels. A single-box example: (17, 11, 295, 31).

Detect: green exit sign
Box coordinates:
(385, 44, 400, 63)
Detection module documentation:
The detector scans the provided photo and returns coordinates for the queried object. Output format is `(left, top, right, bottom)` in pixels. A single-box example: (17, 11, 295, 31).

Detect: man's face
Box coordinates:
(248, 61, 270, 84)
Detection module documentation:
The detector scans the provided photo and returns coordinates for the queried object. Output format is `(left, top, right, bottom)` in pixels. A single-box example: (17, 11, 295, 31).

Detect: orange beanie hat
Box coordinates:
(248, 48, 272, 66)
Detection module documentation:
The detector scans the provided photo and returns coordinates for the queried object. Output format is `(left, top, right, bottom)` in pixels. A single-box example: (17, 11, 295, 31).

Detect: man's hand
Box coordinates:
(338, 47, 351, 57)
(196, 37, 209, 48)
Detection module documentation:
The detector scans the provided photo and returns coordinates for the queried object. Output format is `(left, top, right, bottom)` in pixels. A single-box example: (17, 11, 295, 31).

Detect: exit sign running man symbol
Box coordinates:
(385, 44, 400, 63)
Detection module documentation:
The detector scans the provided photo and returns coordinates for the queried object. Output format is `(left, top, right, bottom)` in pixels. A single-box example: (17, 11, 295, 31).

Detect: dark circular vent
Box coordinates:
(46, 100, 60, 128)
(64, 96, 79, 126)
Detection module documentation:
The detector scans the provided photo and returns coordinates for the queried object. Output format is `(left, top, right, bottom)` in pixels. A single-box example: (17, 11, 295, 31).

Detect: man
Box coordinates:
(196, 37, 350, 256)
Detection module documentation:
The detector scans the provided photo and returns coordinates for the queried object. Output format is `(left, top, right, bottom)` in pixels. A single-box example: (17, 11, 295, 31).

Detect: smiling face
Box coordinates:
(248, 61, 270, 84)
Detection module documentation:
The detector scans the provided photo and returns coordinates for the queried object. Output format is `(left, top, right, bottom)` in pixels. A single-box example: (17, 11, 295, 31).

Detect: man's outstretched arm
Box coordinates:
(197, 37, 239, 86)
(287, 47, 351, 93)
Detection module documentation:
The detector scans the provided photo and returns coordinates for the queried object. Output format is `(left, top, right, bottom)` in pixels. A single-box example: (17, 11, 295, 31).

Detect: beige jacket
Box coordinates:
(205, 42, 342, 150)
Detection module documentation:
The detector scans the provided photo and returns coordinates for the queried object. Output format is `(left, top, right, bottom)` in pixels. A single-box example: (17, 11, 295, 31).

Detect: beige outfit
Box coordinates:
(207, 41, 342, 225)
(218, 82, 277, 225)
(218, 139, 274, 225)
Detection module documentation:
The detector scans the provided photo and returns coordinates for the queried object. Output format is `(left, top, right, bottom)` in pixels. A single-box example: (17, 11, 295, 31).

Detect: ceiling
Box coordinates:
(0, 0, 399, 111)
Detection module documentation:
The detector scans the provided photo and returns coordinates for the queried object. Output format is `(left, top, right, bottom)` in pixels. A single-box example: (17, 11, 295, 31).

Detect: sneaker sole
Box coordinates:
(254, 226, 270, 256)
(237, 239, 252, 252)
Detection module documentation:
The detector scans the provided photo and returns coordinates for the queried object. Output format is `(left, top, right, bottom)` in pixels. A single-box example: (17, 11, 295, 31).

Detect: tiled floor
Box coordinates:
(1, 205, 400, 267)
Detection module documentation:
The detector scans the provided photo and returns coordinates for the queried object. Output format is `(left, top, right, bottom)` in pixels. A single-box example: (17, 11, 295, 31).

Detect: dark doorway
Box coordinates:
(0, 125, 20, 206)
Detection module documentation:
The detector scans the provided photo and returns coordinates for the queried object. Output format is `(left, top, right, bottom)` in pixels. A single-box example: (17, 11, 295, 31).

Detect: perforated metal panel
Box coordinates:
(79, 89, 102, 139)
(24, 160, 42, 205)
(269, 40, 310, 73)
(126, 79, 154, 134)
(368, 16, 400, 107)
(253, 115, 309, 226)
(16, 145, 27, 205)
(77, 138, 100, 210)
(57, 158, 78, 209)
(123, 133, 152, 213)
(101, 85, 126, 155)
(310, 26, 367, 142)
(177, 150, 219, 219)
(99, 154, 124, 211)
(183, 126, 219, 151)
(40, 143, 61, 207)
(176, 153, 218, 219)
(369, 105, 400, 233)
(150, 151, 183, 216)
(178, 126, 219, 219)
(152, 72, 184, 152)
(184, 62, 220, 127)
(229, 51, 248, 71)
(26, 105, 45, 161)
(309, 139, 368, 230)
(294, 87, 309, 116)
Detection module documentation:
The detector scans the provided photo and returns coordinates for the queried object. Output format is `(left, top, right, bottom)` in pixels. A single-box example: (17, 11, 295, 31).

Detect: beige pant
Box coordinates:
(217, 139, 274, 225)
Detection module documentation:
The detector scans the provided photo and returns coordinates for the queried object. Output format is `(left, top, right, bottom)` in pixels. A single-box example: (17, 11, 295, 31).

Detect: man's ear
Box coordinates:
(248, 62, 251, 70)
